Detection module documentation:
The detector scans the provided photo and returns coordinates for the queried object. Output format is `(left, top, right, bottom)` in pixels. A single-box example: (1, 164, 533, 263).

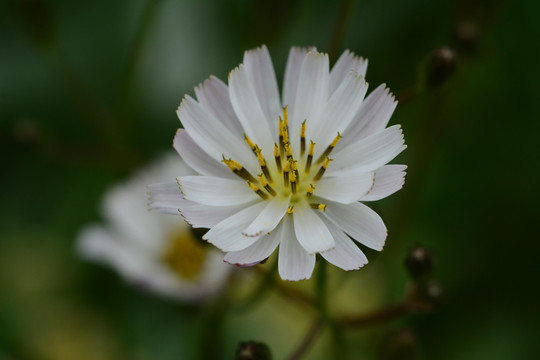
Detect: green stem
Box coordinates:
(327, 0, 355, 62)
(315, 259, 328, 318)
(232, 259, 278, 311)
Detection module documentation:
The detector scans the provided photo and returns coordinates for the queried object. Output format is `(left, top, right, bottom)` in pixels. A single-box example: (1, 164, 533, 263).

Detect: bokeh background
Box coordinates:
(1, 0, 539, 359)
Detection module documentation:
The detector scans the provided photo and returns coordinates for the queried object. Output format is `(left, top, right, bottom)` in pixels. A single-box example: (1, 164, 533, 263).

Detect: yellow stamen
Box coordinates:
(222, 155, 256, 182)
(305, 141, 315, 174)
(278, 118, 284, 156)
(289, 169, 297, 194)
(285, 142, 292, 159)
(287, 205, 294, 214)
(316, 132, 342, 164)
(248, 181, 269, 199)
(244, 133, 256, 152)
(313, 157, 332, 181)
(283, 106, 289, 128)
(283, 159, 291, 187)
(258, 173, 276, 196)
(255, 146, 272, 183)
(274, 142, 282, 173)
(310, 203, 327, 211)
(306, 184, 315, 198)
(300, 120, 307, 156)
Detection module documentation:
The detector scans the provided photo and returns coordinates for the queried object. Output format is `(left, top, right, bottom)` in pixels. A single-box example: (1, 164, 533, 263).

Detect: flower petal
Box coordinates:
(323, 201, 387, 251)
(362, 165, 407, 201)
(312, 70, 369, 153)
(177, 95, 259, 172)
(173, 129, 235, 179)
(242, 196, 289, 237)
(278, 216, 316, 281)
(229, 64, 275, 158)
(224, 230, 280, 266)
(243, 45, 281, 128)
(314, 172, 375, 204)
(340, 84, 397, 148)
(290, 51, 330, 154)
(293, 201, 335, 254)
(327, 125, 406, 176)
(179, 199, 249, 228)
(282, 46, 315, 111)
(330, 50, 368, 94)
(147, 181, 183, 214)
(319, 217, 368, 271)
(203, 202, 267, 252)
(194, 75, 244, 137)
(178, 176, 259, 206)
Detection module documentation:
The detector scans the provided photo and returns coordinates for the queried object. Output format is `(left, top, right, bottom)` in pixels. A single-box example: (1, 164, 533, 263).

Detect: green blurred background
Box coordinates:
(1, 0, 539, 359)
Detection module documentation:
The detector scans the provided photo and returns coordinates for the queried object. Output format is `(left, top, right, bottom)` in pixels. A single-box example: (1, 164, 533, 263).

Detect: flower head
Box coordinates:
(150, 46, 406, 281)
(77, 154, 232, 301)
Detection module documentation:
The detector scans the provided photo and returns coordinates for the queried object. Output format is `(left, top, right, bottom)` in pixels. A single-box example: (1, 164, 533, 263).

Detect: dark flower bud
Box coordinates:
(404, 245, 434, 280)
(379, 328, 420, 360)
(236, 341, 272, 360)
(424, 47, 456, 89)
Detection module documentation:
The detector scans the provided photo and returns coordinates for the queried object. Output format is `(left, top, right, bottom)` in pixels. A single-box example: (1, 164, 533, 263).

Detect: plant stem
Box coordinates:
(327, 0, 354, 62)
(287, 318, 325, 360)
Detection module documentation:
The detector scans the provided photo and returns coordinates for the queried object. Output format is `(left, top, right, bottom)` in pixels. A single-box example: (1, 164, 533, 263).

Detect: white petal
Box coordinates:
(177, 95, 258, 172)
(312, 71, 369, 152)
(242, 196, 289, 237)
(278, 216, 316, 281)
(323, 201, 387, 251)
(147, 181, 183, 214)
(290, 51, 330, 154)
(173, 129, 235, 179)
(293, 201, 335, 254)
(243, 45, 281, 128)
(319, 217, 368, 271)
(330, 50, 368, 94)
(340, 84, 397, 148)
(282, 46, 316, 111)
(179, 199, 249, 228)
(178, 176, 259, 206)
(203, 202, 267, 252)
(195, 75, 244, 137)
(224, 230, 280, 265)
(327, 125, 406, 176)
(362, 165, 407, 201)
(314, 172, 375, 204)
(228, 64, 275, 158)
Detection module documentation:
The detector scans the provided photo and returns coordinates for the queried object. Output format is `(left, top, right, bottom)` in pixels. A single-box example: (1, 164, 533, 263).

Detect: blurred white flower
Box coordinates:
(77, 154, 232, 302)
(149, 46, 406, 281)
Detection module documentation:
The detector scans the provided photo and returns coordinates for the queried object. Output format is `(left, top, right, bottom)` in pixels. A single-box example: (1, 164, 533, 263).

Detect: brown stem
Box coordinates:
(339, 300, 432, 328)
(287, 319, 325, 360)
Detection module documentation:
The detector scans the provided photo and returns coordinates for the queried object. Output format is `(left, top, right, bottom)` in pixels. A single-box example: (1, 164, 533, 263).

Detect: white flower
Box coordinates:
(150, 46, 406, 281)
(76, 153, 232, 302)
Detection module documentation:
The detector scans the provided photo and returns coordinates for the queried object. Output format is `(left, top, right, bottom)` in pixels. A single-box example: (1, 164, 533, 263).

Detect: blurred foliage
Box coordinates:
(1, 0, 540, 359)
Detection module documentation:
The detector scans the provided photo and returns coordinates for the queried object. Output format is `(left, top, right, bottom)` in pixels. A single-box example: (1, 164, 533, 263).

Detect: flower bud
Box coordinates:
(235, 341, 272, 360)
(424, 47, 456, 89)
(404, 245, 434, 280)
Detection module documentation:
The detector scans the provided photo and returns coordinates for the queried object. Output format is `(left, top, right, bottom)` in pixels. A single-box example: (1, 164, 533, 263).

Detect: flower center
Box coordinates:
(222, 107, 340, 213)
(162, 228, 207, 281)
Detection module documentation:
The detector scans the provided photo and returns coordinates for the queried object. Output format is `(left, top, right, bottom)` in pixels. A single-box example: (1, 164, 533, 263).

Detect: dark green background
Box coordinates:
(1, 0, 539, 359)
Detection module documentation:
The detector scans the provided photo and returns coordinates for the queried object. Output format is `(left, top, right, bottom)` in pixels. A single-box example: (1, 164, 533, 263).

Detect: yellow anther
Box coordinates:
(247, 181, 269, 199)
(282, 124, 289, 144)
(289, 170, 297, 183)
(283, 106, 289, 127)
(287, 205, 295, 214)
(222, 157, 235, 171)
(285, 142, 292, 158)
(300, 120, 307, 156)
(274, 142, 279, 157)
(258, 173, 268, 187)
(331, 132, 342, 147)
(255, 146, 266, 166)
(306, 184, 315, 197)
(274, 142, 282, 173)
(278, 118, 284, 137)
(310, 203, 327, 211)
(244, 133, 256, 150)
(322, 157, 333, 169)
(300, 120, 306, 138)
(283, 159, 291, 173)
(291, 160, 298, 172)
(308, 141, 315, 156)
